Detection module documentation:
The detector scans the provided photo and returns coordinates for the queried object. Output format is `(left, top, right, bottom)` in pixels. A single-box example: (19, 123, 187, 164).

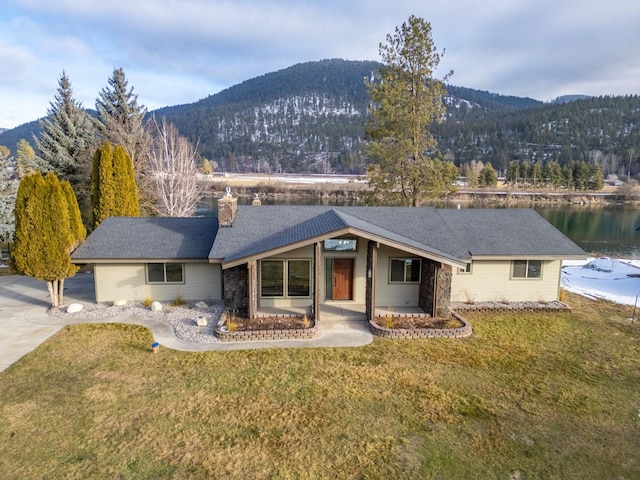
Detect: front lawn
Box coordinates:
(1, 292, 639, 479)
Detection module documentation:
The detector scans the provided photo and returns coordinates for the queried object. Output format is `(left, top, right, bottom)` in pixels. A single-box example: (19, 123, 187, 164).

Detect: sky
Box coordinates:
(1, 0, 639, 129)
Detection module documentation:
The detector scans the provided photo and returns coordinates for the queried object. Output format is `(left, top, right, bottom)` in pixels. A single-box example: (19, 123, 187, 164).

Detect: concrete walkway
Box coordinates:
(0, 272, 373, 372)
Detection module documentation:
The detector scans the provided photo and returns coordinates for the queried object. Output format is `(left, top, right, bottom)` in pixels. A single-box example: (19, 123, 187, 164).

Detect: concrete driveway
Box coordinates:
(0, 270, 373, 373)
(0, 270, 96, 372)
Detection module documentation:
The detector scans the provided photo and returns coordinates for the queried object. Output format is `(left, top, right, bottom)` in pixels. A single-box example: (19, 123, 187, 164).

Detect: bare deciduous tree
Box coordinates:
(148, 117, 203, 217)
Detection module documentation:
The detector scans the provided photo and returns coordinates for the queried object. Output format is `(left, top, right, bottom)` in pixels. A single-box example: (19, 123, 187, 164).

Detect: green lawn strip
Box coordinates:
(1, 293, 639, 479)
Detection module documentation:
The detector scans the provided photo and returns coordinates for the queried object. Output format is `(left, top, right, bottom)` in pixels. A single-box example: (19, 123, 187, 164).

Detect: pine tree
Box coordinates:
(91, 142, 139, 229)
(365, 16, 454, 206)
(0, 146, 18, 242)
(589, 164, 604, 190)
(12, 172, 83, 307)
(479, 162, 498, 187)
(34, 72, 95, 190)
(95, 68, 155, 214)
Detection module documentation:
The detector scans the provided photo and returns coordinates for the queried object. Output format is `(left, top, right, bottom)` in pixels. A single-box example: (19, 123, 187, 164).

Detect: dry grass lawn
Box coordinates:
(1, 292, 639, 479)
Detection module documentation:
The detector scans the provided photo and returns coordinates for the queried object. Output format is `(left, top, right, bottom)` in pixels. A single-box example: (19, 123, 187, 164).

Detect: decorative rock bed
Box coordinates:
(369, 311, 472, 339)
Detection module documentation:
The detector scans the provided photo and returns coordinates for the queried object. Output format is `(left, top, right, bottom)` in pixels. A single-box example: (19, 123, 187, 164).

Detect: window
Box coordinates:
(260, 259, 311, 297)
(459, 262, 472, 274)
(512, 260, 542, 279)
(389, 258, 421, 283)
(147, 263, 184, 283)
(323, 238, 357, 252)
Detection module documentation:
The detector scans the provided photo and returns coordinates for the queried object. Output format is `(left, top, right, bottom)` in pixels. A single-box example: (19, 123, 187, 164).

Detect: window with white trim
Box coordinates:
(389, 258, 421, 283)
(260, 259, 311, 297)
(459, 262, 472, 274)
(147, 263, 184, 283)
(512, 260, 542, 279)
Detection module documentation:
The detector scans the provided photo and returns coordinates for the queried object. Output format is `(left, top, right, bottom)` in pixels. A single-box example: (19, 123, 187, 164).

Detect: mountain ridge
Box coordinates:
(2, 59, 638, 178)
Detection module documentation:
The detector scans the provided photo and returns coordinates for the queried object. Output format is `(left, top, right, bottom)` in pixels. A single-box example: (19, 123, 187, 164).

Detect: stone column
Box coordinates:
(435, 264, 452, 318)
(223, 265, 248, 316)
(419, 259, 437, 316)
(366, 241, 378, 321)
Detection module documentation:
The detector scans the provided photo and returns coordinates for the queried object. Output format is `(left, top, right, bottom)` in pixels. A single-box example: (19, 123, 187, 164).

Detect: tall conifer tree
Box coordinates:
(12, 172, 84, 307)
(95, 68, 155, 214)
(0, 146, 18, 243)
(35, 72, 95, 181)
(365, 16, 456, 206)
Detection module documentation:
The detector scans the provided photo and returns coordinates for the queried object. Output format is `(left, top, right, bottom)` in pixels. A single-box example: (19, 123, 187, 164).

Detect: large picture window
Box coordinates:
(512, 260, 542, 279)
(260, 259, 311, 297)
(389, 258, 421, 283)
(147, 263, 184, 284)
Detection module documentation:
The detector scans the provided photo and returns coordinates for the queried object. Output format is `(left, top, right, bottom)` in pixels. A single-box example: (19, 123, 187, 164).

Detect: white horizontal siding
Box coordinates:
(374, 245, 420, 307)
(94, 263, 222, 303)
(451, 259, 561, 303)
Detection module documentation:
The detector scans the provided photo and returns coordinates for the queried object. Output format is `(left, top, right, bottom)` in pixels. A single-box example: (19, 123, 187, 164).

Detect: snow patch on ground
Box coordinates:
(562, 258, 640, 306)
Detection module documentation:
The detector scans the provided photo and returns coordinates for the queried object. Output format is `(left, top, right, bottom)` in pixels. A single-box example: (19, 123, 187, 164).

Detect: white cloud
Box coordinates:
(1, 0, 639, 128)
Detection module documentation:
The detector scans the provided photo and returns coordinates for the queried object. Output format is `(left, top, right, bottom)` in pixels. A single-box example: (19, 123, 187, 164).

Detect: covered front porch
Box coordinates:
(222, 236, 456, 325)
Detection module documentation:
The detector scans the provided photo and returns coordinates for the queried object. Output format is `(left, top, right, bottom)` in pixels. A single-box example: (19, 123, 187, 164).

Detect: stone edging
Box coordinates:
(451, 301, 571, 313)
(214, 315, 319, 342)
(369, 312, 472, 339)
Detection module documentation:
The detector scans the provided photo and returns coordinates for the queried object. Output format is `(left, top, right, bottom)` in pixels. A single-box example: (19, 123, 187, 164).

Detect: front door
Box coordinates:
(332, 258, 354, 300)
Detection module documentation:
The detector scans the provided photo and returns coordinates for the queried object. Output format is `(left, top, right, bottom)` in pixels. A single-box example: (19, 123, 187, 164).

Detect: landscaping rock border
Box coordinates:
(369, 312, 472, 339)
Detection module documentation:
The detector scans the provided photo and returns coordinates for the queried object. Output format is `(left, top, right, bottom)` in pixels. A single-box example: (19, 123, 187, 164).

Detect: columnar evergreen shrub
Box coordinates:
(12, 172, 85, 307)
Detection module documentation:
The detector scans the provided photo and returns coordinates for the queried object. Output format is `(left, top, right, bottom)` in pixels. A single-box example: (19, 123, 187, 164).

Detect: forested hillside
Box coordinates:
(154, 59, 379, 174)
(2, 59, 639, 179)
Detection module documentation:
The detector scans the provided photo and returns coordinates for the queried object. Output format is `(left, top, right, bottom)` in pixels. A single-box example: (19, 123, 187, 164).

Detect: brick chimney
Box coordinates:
(217, 187, 237, 227)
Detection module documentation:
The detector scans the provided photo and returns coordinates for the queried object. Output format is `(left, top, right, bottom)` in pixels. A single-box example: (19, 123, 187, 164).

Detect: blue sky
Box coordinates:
(1, 0, 639, 129)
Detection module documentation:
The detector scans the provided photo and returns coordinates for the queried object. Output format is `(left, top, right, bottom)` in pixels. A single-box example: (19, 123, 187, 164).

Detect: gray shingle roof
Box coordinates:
(71, 217, 218, 261)
(72, 206, 586, 265)
(210, 205, 585, 265)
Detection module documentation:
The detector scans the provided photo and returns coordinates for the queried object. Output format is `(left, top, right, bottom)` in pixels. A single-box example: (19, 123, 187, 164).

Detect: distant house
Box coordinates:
(71, 193, 586, 323)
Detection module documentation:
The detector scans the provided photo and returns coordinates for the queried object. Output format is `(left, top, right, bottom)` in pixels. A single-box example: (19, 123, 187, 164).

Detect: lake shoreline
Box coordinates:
(200, 175, 639, 207)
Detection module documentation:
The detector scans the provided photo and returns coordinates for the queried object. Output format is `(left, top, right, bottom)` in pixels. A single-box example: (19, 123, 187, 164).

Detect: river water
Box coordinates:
(199, 197, 640, 258)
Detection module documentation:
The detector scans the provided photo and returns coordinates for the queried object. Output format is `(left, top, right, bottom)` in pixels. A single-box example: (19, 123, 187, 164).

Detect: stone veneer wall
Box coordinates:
(223, 265, 248, 313)
(369, 311, 472, 339)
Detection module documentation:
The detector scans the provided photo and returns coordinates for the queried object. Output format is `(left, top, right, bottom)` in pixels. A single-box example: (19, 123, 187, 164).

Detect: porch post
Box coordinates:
(248, 260, 257, 319)
(366, 240, 377, 321)
(314, 242, 321, 323)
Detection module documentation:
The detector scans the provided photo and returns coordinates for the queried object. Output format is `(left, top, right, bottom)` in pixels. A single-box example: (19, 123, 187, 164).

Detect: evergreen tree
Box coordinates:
(95, 68, 155, 214)
(34, 71, 95, 192)
(12, 172, 84, 307)
(61, 180, 86, 248)
(91, 142, 139, 229)
(112, 144, 140, 218)
(545, 161, 563, 189)
(588, 163, 604, 190)
(0, 146, 18, 243)
(15, 139, 46, 178)
(506, 160, 520, 186)
(365, 16, 453, 206)
(479, 162, 498, 187)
